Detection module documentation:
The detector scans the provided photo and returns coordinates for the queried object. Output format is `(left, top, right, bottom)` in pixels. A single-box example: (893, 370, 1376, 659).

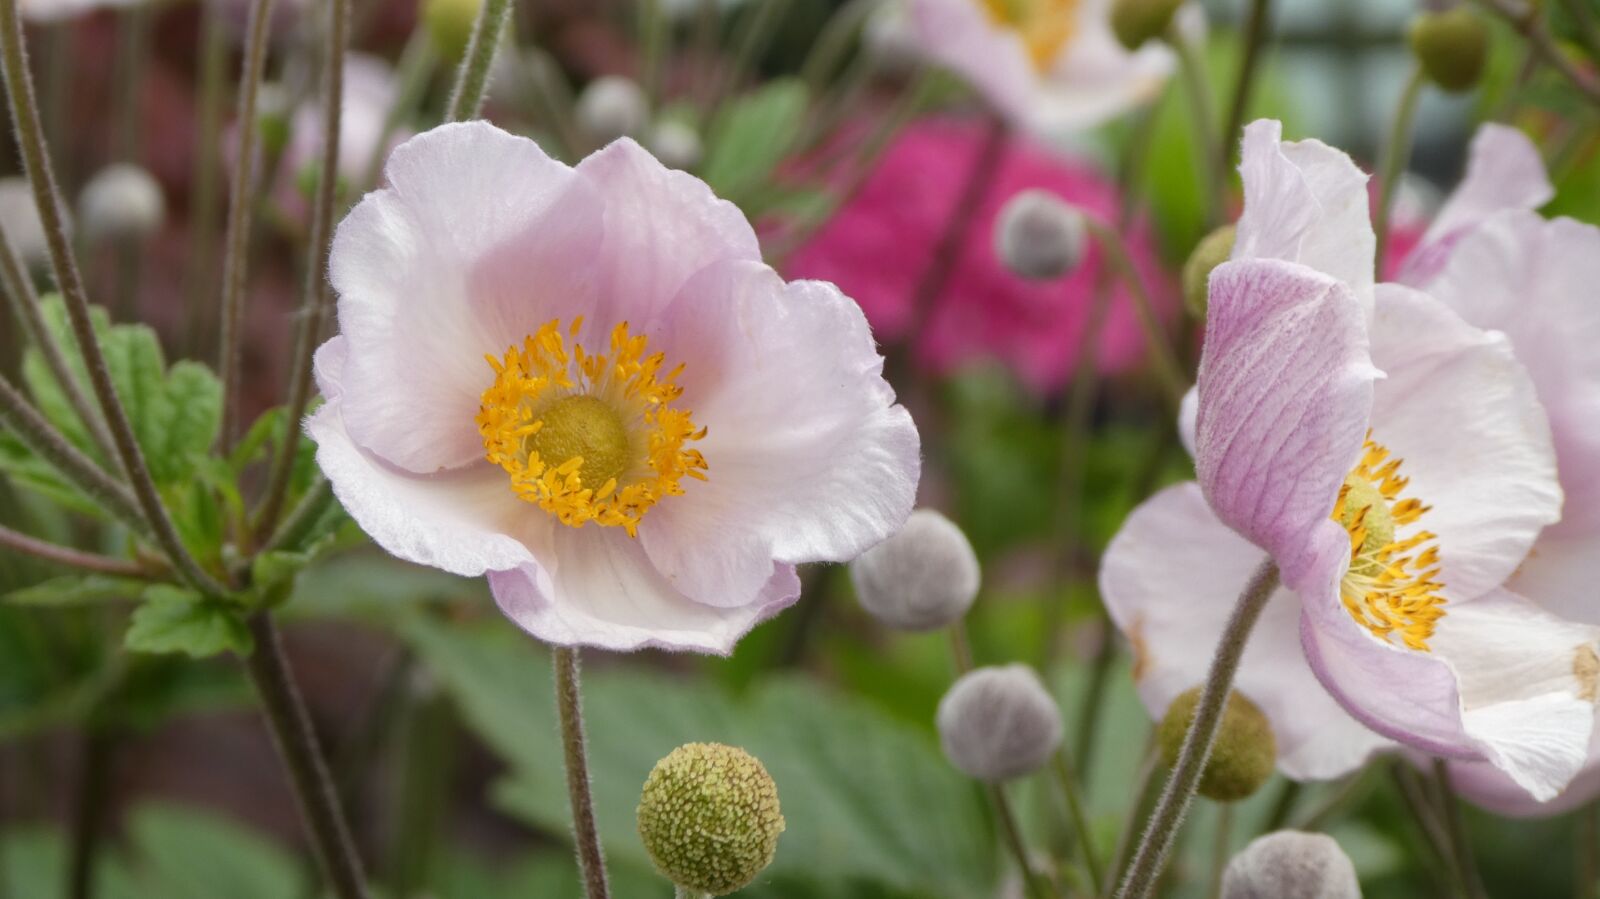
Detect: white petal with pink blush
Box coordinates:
(310, 121, 921, 654)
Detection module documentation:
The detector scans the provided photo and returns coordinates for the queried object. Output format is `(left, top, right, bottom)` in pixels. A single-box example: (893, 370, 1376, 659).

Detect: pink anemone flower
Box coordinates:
(1100, 119, 1598, 801)
(309, 121, 921, 654)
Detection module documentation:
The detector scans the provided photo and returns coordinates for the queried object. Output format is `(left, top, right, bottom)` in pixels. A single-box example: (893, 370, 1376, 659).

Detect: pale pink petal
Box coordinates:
(1195, 258, 1378, 593)
(488, 527, 800, 655)
(1418, 213, 1600, 539)
(1367, 283, 1561, 600)
(1303, 587, 1598, 800)
(329, 122, 604, 473)
(907, 0, 1037, 123)
(1512, 531, 1600, 627)
(1234, 120, 1374, 309)
(1448, 728, 1600, 818)
(1031, 2, 1174, 134)
(1101, 484, 1393, 781)
(307, 340, 537, 577)
(639, 263, 921, 608)
(1423, 124, 1553, 248)
(573, 138, 761, 332)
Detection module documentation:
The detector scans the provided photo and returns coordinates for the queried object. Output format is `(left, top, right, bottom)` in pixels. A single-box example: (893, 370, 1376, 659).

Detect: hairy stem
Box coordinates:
(445, 0, 513, 123)
(0, 523, 155, 577)
(1477, 0, 1600, 107)
(255, 0, 350, 543)
(244, 612, 370, 899)
(1114, 560, 1279, 899)
(1373, 66, 1424, 276)
(184, 1, 229, 357)
(217, 0, 279, 449)
(554, 647, 612, 899)
(0, 375, 146, 534)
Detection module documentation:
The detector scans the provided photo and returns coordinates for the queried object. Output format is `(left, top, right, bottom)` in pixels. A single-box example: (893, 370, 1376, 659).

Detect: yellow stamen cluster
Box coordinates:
(980, 0, 1078, 71)
(477, 318, 707, 536)
(1332, 437, 1444, 652)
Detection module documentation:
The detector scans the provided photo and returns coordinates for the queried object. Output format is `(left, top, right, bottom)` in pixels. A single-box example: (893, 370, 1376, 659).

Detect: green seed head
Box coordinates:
(1182, 224, 1237, 320)
(1409, 8, 1490, 93)
(1110, 0, 1184, 50)
(637, 743, 785, 896)
(1158, 687, 1276, 802)
(422, 0, 482, 62)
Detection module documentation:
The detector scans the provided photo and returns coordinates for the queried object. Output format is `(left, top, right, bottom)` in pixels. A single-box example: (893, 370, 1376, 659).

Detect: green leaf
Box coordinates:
(125, 804, 299, 899)
(701, 78, 809, 201)
(403, 618, 998, 897)
(147, 360, 223, 484)
(3, 573, 146, 606)
(125, 586, 253, 658)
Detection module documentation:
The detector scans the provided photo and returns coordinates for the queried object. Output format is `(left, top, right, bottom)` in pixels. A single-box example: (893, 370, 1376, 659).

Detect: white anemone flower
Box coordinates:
(310, 122, 921, 654)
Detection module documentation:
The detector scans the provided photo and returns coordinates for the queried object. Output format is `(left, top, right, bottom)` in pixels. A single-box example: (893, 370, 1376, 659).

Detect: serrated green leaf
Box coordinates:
(126, 586, 252, 658)
(701, 78, 810, 201)
(3, 573, 146, 606)
(403, 618, 998, 897)
(148, 360, 223, 484)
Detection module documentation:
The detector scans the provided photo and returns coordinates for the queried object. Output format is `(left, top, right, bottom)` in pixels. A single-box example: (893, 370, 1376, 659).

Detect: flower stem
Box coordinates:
(990, 783, 1060, 899)
(1220, 0, 1273, 175)
(1082, 218, 1186, 406)
(0, 0, 228, 598)
(948, 621, 975, 675)
(554, 647, 612, 899)
(66, 729, 113, 899)
(1205, 802, 1232, 899)
(243, 612, 370, 899)
(1578, 801, 1598, 899)
(1475, 0, 1600, 108)
(445, 0, 513, 123)
(0, 523, 155, 578)
(255, 0, 350, 544)
(217, 0, 279, 450)
(1433, 759, 1489, 899)
(1373, 66, 1424, 277)
(260, 476, 334, 555)
(1167, 24, 1223, 226)
(1051, 750, 1104, 895)
(1113, 559, 1280, 899)
(184, 1, 228, 358)
(0, 374, 146, 535)
(1389, 761, 1464, 894)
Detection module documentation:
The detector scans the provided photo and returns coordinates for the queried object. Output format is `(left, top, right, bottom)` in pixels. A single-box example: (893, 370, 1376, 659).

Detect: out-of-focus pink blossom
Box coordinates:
(786, 118, 1171, 394)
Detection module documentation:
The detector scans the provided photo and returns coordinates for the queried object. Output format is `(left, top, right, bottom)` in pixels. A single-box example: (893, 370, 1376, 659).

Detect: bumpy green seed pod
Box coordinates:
(1182, 224, 1236, 320)
(1158, 687, 1276, 802)
(1409, 8, 1490, 93)
(637, 743, 785, 896)
(1110, 0, 1184, 50)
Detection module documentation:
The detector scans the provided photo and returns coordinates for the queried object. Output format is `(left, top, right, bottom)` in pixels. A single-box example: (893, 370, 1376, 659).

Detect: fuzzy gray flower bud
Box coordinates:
(648, 119, 704, 171)
(79, 164, 165, 241)
(1222, 830, 1361, 899)
(850, 509, 980, 632)
(637, 743, 784, 896)
(994, 189, 1086, 281)
(0, 176, 62, 265)
(576, 75, 649, 144)
(1157, 687, 1276, 802)
(938, 665, 1063, 782)
(1410, 8, 1489, 93)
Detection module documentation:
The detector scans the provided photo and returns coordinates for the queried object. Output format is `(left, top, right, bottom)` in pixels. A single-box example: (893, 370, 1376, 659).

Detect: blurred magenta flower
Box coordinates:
(786, 118, 1171, 394)
(310, 122, 920, 654)
(1100, 119, 1597, 802)
(1393, 125, 1600, 816)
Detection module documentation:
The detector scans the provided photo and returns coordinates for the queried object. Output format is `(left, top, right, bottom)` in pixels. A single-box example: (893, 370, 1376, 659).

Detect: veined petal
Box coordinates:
(1421, 124, 1553, 250)
(1234, 120, 1374, 310)
(1367, 283, 1561, 600)
(1418, 212, 1600, 540)
(1101, 483, 1393, 781)
(1196, 258, 1378, 593)
(488, 528, 800, 655)
(641, 262, 920, 608)
(1447, 728, 1600, 818)
(330, 121, 604, 473)
(1303, 586, 1599, 801)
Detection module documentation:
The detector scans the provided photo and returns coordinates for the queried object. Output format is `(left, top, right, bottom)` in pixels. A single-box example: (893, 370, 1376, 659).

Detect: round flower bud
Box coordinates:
(1157, 687, 1276, 802)
(256, 83, 293, 158)
(1222, 830, 1361, 899)
(1182, 224, 1235, 319)
(79, 164, 165, 241)
(576, 75, 649, 144)
(849, 509, 980, 632)
(1409, 8, 1489, 93)
(1110, 0, 1184, 50)
(937, 665, 1063, 782)
(648, 119, 704, 171)
(637, 743, 785, 896)
(421, 0, 481, 62)
(994, 189, 1087, 281)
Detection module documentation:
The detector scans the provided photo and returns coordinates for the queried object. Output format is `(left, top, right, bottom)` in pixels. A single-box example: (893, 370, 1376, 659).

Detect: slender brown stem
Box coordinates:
(243, 612, 370, 899)
(1083, 219, 1186, 406)
(1477, 0, 1600, 107)
(1114, 560, 1280, 899)
(184, 0, 229, 358)
(0, 523, 154, 577)
(66, 729, 113, 899)
(1433, 759, 1488, 899)
(948, 622, 976, 675)
(1051, 751, 1104, 895)
(0, 375, 146, 533)
(0, 0, 228, 598)
(554, 647, 611, 899)
(990, 783, 1060, 899)
(1390, 761, 1464, 895)
(217, 0, 279, 449)
(1221, 0, 1273, 174)
(0, 224, 115, 462)
(445, 0, 513, 123)
(255, 0, 350, 543)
